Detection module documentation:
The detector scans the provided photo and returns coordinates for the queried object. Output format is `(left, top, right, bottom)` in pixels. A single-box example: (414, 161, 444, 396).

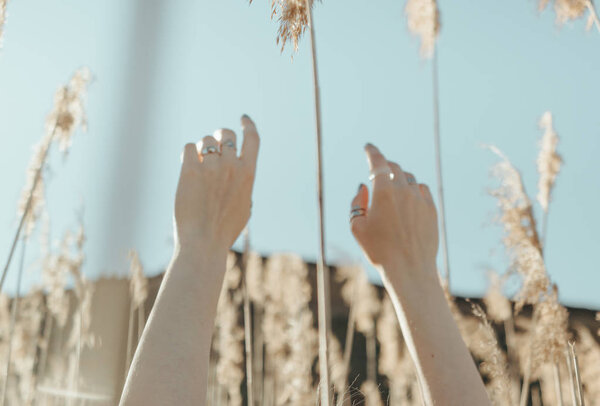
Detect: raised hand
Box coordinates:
(175, 115, 260, 251)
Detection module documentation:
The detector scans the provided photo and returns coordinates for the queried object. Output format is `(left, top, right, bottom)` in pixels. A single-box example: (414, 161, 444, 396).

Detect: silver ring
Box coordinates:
(350, 208, 366, 221)
(201, 145, 219, 155)
(222, 140, 236, 149)
(369, 168, 394, 182)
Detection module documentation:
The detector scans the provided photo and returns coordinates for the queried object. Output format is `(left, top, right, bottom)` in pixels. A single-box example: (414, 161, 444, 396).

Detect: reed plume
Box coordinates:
(215, 253, 245, 406)
(1, 68, 91, 294)
(575, 326, 600, 403)
(540, 0, 600, 31)
(0, 0, 7, 46)
(470, 302, 513, 405)
(405, 0, 440, 58)
(359, 380, 383, 406)
(262, 254, 318, 405)
(488, 145, 549, 312)
(270, 0, 314, 52)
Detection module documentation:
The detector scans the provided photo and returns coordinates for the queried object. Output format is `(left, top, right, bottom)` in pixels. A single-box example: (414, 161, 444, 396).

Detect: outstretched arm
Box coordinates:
(350, 144, 490, 406)
(120, 116, 260, 406)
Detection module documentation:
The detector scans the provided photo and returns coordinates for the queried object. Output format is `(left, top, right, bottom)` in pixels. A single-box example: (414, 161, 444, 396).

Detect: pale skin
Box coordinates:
(119, 118, 491, 405)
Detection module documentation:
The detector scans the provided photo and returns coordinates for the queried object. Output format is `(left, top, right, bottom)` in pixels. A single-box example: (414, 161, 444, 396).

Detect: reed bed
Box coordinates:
(1, 2, 599, 406)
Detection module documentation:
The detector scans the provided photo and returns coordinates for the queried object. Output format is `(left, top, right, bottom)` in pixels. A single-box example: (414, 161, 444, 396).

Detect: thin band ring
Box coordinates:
(222, 140, 236, 149)
(201, 145, 219, 155)
(350, 208, 366, 221)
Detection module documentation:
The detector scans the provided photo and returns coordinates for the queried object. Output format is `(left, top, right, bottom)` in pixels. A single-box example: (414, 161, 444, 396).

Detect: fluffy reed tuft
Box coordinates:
(0, 0, 7, 46)
(271, 0, 314, 52)
(17, 68, 91, 236)
(127, 250, 148, 310)
(359, 380, 383, 406)
(215, 253, 245, 406)
(484, 272, 512, 324)
(336, 265, 380, 336)
(537, 112, 562, 213)
(539, 0, 600, 31)
(488, 145, 549, 311)
(470, 302, 513, 405)
(405, 0, 441, 58)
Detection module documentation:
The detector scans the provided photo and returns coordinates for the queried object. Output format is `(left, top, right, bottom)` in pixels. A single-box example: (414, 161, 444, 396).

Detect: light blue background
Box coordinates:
(0, 0, 598, 309)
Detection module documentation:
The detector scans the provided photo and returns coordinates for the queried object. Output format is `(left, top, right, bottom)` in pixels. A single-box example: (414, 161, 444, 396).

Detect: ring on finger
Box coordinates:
(201, 145, 219, 155)
(369, 168, 394, 181)
(350, 208, 366, 221)
(222, 140, 236, 150)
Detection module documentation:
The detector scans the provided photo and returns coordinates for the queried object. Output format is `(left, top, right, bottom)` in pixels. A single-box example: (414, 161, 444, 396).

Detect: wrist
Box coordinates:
(379, 260, 441, 297)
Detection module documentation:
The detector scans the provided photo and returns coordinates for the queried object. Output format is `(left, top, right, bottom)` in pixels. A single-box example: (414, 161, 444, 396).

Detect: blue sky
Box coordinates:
(0, 0, 598, 309)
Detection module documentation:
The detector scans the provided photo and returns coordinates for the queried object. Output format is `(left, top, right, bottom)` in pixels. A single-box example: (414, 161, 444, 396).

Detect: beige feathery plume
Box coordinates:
(336, 265, 380, 336)
(215, 252, 245, 406)
(262, 254, 318, 405)
(470, 302, 512, 405)
(575, 326, 600, 402)
(17, 68, 91, 237)
(537, 112, 562, 213)
(529, 288, 569, 375)
(539, 0, 600, 31)
(0, 0, 7, 46)
(271, 0, 314, 53)
(377, 295, 418, 404)
(42, 231, 73, 327)
(405, 0, 440, 58)
(488, 145, 549, 311)
(359, 380, 383, 406)
(245, 251, 265, 305)
(328, 334, 346, 402)
(127, 250, 148, 310)
(484, 272, 512, 324)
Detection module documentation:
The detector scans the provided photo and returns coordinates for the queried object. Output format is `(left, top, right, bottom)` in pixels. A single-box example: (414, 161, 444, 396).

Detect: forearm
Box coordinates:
(120, 243, 227, 406)
(381, 264, 491, 406)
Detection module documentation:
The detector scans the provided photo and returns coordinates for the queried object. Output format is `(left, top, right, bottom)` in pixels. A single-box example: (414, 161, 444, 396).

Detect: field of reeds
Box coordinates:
(1, 0, 599, 405)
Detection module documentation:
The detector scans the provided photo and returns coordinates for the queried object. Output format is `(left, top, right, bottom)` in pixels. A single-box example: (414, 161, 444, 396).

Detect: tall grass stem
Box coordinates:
(305, 1, 332, 404)
(241, 228, 255, 406)
(432, 51, 450, 287)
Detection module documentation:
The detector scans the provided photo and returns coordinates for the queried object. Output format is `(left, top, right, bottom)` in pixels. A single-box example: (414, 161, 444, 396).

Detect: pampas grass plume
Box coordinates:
(405, 0, 440, 58)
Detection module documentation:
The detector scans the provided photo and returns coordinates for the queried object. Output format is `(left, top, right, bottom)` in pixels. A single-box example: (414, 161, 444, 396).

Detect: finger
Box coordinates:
(419, 183, 435, 205)
(197, 135, 220, 164)
(214, 128, 237, 160)
(403, 171, 418, 187)
(387, 161, 408, 188)
(181, 143, 200, 167)
(240, 115, 260, 171)
(365, 143, 393, 193)
(350, 183, 369, 239)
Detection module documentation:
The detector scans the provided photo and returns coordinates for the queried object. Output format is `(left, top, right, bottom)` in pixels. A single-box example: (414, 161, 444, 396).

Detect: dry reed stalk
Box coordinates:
(406, 0, 448, 286)
(303, 1, 332, 404)
(470, 302, 512, 405)
(262, 254, 318, 405)
(377, 295, 418, 405)
(1, 240, 25, 406)
(124, 250, 148, 378)
(270, 0, 313, 53)
(215, 253, 245, 406)
(574, 327, 600, 404)
(241, 229, 254, 406)
(565, 345, 578, 406)
(0, 68, 90, 294)
(245, 251, 264, 403)
(568, 342, 585, 406)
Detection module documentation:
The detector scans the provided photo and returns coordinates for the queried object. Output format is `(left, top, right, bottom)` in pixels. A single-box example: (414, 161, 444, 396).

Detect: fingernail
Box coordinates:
(364, 143, 374, 150)
(242, 114, 251, 120)
(357, 183, 365, 193)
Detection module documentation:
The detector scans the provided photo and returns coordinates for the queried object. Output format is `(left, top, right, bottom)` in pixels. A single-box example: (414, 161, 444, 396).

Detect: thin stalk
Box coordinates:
(586, 0, 600, 33)
(0, 124, 57, 293)
(340, 300, 356, 388)
(1, 239, 26, 406)
(565, 345, 578, 406)
(366, 330, 377, 384)
(36, 312, 53, 400)
(124, 298, 135, 381)
(504, 315, 521, 405)
(553, 363, 564, 406)
(241, 228, 254, 406)
(137, 304, 145, 340)
(541, 211, 549, 253)
(569, 343, 585, 406)
(432, 51, 450, 287)
(305, 2, 332, 405)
